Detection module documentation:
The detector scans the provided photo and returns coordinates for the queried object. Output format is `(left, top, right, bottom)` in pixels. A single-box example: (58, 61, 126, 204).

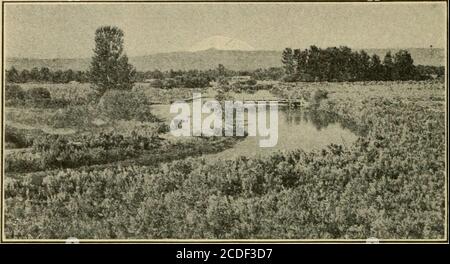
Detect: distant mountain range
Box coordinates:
(6, 48, 445, 72)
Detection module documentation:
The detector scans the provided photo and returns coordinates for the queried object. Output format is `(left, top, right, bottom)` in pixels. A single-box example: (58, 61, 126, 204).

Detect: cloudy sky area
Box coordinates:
(4, 2, 447, 59)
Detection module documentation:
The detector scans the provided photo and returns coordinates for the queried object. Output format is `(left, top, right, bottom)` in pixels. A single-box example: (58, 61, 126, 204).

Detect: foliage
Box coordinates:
(26, 87, 50, 100)
(5, 126, 43, 149)
(89, 26, 136, 95)
(98, 90, 159, 122)
(392, 50, 417, 80)
(281, 48, 295, 75)
(311, 88, 328, 105)
(4, 82, 445, 239)
(3, 80, 445, 239)
(281, 46, 421, 82)
(5, 67, 89, 83)
(251, 67, 284, 81)
(18, 83, 94, 102)
(5, 84, 26, 100)
(5, 131, 163, 173)
(5, 85, 72, 108)
(49, 105, 93, 128)
(415, 65, 445, 79)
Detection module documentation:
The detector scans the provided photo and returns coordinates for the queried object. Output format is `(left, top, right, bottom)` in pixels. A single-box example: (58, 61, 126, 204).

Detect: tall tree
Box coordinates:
(89, 26, 136, 95)
(53, 70, 63, 83)
(20, 69, 30, 83)
(383, 51, 394, 81)
(306, 46, 321, 81)
(39, 67, 52, 82)
(30, 67, 40, 82)
(6, 67, 20, 83)
(369, 54, 383, 81)
(294, 49, 308, 77)
(358, 50, 371, 81)
(281, 48, 295, 75)
(338, 46, 354, 81)
(217, 64, 227, 77)
(393, 50, 416, 80)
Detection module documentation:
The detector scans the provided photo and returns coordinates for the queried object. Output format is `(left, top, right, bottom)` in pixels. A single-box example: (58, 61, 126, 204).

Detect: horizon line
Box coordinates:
(6, 46, 445, 61)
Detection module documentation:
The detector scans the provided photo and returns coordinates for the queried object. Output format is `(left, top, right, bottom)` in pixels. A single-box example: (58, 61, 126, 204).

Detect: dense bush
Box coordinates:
(98, 90, 159, 122)
(7, 98, 70, 108)
(3, 81, 445, 239)
(4, 151, 42, 173)
(149, 79, 163, 88)
(311, 89, 328, 106)
(182, 76, 211, 88)
(4, 87, 445, 239)
(161, 78, 178, 89)
(251, 67, 284, 81)
(49, 105, 92, 128)
(5, 131, 164, 173)
(26, 87, 51, 100)
(4, 126, 43, 149)
(5, 84, 26, 100)
(243, 79, 257, 86)
(5, 85, 71, 108)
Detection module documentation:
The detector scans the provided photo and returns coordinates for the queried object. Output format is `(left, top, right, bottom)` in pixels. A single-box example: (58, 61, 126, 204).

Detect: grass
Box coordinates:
(4, 80, 446, 239)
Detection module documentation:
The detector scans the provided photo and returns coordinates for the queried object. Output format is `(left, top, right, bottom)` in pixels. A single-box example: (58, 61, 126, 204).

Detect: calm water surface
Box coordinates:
(152, 102, 358, 159)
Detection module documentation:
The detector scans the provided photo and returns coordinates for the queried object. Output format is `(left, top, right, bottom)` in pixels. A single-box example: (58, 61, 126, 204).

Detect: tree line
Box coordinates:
(5, 41, 443, 86)
(281, 46, 442, 82)
(5, 67, 90, 84)
(6, 61, 442, 86)
(5, 64, 270, 86)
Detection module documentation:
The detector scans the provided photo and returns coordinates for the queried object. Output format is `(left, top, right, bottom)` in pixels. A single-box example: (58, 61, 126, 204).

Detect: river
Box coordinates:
(151, 98, 358, 160)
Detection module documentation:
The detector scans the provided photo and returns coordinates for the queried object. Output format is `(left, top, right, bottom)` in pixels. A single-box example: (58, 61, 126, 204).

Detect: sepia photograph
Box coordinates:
(0, 1, 447, 243)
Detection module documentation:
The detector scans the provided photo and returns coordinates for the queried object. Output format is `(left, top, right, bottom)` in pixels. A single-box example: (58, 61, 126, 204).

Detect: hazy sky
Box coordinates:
(4, 2, 447, 59)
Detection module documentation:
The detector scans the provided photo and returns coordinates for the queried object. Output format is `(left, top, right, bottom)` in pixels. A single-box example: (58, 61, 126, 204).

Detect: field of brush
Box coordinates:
(3, 80, 446, 239)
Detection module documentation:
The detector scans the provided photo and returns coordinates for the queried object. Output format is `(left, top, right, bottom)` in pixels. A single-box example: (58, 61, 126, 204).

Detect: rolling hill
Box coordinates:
(6, 47, 444, 72)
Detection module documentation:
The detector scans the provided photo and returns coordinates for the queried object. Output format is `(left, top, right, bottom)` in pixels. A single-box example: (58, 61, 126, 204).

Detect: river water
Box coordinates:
(152, 101, 358, 160)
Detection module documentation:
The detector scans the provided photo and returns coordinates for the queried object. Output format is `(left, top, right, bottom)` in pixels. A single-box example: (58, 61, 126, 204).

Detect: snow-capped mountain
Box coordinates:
(189, 36, 255, 52)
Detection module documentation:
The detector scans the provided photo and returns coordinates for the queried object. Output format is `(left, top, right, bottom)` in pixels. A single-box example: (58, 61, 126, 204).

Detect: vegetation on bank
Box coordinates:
(4, 81, 445, 239)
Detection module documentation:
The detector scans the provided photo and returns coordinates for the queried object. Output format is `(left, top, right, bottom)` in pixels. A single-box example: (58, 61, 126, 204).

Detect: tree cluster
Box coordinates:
(5, 67, 89, 83)
(281, 46, 434, 82)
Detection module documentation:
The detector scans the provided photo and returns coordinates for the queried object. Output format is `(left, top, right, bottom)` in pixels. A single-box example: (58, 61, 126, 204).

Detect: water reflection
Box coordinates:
(207, 106, 360, 159)
(151, 102, 361, 159)
(283, 107, 361, 133)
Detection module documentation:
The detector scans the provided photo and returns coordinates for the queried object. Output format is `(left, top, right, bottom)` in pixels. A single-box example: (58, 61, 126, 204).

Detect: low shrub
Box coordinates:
(98, 90, 159, 122)
(26, 87, 51, 100)
(243, 79, 257, 86)
(6, 130, 164, 173)
(5, 86, 72, 108)
(282, 74, 298, 83)
(5, 84, 26, 100)
(4, 126, 43, 148)
(311, 88, 328, 105)
(32, 132, 161, 170)
(49, 105, 92, 128)
(4, 151, 42, 173)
